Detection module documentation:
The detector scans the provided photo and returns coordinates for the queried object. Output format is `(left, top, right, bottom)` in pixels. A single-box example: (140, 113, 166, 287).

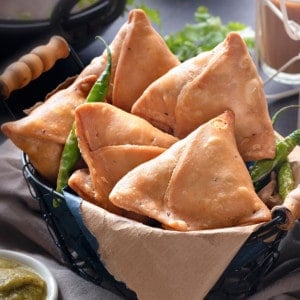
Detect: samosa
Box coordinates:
(77, 9, 180, 111)
(74, 102, 177, 210)
(109, 110, 271, 231)
(1, 75, 96, 183)
(132, 32, 275, 161)
(69, 145, 165, 216)
(74, 102, 178, 152)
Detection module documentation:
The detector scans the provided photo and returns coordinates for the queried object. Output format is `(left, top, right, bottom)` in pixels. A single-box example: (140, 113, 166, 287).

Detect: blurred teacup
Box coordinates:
(256, 0, 300, 85)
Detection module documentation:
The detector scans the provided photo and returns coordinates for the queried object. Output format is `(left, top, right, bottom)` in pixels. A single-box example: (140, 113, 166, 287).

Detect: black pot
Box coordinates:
(0, 0, 126, 59)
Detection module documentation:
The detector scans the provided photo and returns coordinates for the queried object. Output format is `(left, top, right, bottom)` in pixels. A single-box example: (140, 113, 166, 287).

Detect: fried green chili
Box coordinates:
(84, 36, 112, 103)
(278, 159, 295, 201)
(56, 37, 112, 195)
(268, 104, 300, 199)
(249, 129, 300, 188)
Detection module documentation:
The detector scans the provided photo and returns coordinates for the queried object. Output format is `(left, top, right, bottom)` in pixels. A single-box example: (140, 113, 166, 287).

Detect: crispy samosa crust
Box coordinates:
(132, 32, 275, 161)
(77, 9, 179, 111)
(1, 75, 96, 183)
(74, 102, 177, 211)
(109, 110, 271, 231)
(68, 166, 153, 224)
(69, 168, 96, 203)
(84, 145, 165, 204)
(112, 9, 180, 111)
(69, 145, 165, 213)
(74, 102, 178, 152)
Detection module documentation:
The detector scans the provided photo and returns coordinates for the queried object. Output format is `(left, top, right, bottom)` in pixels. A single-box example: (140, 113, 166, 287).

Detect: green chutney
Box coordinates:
(0, 257, 47, 300)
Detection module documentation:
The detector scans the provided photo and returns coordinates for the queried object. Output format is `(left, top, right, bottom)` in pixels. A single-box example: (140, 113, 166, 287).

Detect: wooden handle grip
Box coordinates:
(0, 35, 70, 100)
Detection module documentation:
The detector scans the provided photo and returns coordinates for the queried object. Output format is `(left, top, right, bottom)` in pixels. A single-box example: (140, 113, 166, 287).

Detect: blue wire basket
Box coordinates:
(22, 152, 292, 299)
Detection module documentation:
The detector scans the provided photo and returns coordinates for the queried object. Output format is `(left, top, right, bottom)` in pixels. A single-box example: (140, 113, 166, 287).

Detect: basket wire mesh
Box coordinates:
(22, 152, 137, 299)
(22, 152, 290, 299)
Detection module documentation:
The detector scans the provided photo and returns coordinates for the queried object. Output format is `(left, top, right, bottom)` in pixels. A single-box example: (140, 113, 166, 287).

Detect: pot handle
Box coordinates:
(0, 35, 70, 100)
(50, 0, 78, 28)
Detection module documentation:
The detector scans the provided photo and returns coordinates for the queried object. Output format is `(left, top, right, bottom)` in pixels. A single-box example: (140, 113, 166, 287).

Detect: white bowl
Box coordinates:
(0, 249, 58, 300)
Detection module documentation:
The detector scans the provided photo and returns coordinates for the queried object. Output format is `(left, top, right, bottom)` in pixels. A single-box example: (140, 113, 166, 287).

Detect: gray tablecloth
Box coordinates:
(0, 138, 300, 300)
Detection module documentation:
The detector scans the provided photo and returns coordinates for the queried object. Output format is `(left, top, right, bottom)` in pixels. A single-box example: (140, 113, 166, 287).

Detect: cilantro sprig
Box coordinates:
(126, 2, 254, 62)
(164, 6, 254, 62)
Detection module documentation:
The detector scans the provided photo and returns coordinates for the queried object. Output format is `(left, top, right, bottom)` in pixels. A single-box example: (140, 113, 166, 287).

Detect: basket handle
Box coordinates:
(0, 35, 70, 100)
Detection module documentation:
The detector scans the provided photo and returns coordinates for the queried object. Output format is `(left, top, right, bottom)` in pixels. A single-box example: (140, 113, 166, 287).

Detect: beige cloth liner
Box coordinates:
(80, 146, 300, 300)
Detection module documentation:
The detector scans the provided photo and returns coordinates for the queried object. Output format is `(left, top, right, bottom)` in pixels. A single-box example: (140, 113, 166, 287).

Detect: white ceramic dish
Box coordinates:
(0, 249, 58, 300)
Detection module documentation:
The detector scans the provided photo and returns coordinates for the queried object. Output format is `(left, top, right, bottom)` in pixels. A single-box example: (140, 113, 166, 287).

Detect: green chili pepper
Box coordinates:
(249, 129, 300, 186)
(84, 36, 112, 103)
(55, 124, 80, 197)
(55, 36, 112, 197)
(277, 159, 295, 201)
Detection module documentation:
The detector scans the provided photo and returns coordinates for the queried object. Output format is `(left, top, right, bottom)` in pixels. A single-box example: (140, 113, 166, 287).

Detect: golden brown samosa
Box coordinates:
(130, 50, 213, 133)
(68, 165, 153, 224)
(132, 32, 275, 161)
(77, 9, 179, 111)
(75, 102, 178, 152)
(70, 144, 165, 213)
(86, 145, 165, 204)
(74, 102, 177, 211)
(112, 9, 180, 111)
(1, 75, 96, 183)
(109, 110, 271, 231)
(68, 168, 96, 204)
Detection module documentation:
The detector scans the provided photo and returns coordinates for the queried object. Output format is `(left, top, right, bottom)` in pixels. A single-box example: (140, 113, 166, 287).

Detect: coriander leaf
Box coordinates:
(164, 6, 255, 62)
(227, 21, 247, 31)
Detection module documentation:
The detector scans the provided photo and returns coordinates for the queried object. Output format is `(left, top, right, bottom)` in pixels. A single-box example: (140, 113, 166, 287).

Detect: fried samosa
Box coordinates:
(85, 145, 166, 204)
(132, 32, 275, 161)
(68, 165, 153, 224)
(77, 9, 179, 111)
(1, 75, 96, 183)
(74, 102, 177, 211)
(112, 9, 180, 111)
(68, 168, 96, 204)
(70, 144, 165, 213)
(109, 110, 272, 231)
(74, 102, 178, 152)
